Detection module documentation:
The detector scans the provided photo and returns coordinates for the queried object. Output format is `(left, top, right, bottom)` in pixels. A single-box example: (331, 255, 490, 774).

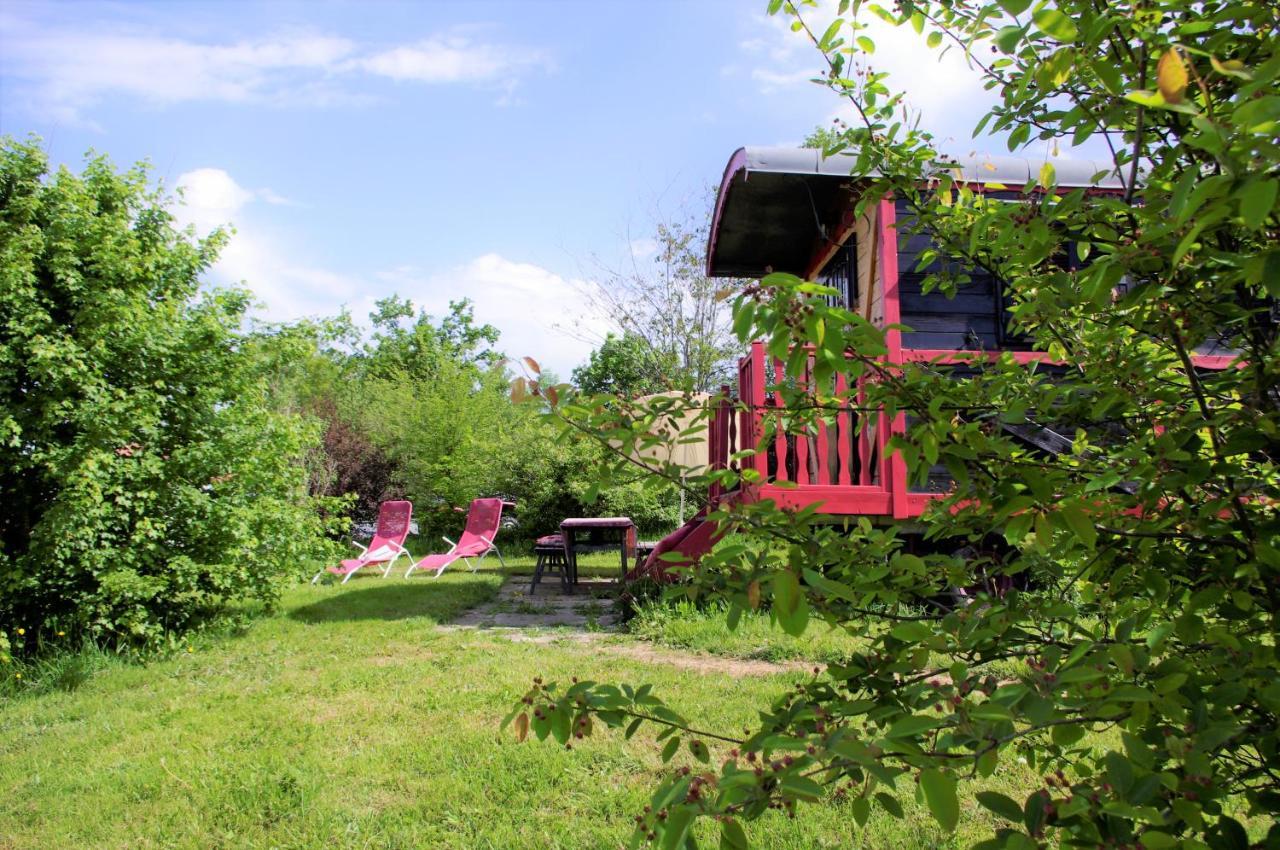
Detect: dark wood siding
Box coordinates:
(895, 199, 1033, 351)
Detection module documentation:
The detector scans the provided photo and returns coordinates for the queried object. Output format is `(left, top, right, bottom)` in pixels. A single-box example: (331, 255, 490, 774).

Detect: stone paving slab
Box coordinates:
(449, 575, 621, 630)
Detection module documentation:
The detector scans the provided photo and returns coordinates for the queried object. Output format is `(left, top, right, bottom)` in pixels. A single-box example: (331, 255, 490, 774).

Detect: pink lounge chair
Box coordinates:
(312, 500, 413, 584)
(405, 498, 508, 578)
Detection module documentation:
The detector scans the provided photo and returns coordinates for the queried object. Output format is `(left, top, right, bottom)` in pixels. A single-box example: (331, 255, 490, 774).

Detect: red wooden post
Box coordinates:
(748, 342, 767, 480)
(878, 197, 910, 518)
(834, 371, 852, 486)
(858, 379, 874, 486)
(795, 352, 812, 484)
(708, 388, 723, 501)
(773, 356, 789, 483)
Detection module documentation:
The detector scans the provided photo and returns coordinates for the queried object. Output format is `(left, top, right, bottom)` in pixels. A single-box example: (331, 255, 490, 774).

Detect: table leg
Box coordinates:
(619, 532, 628, 583)
(562, 529, 576, 593)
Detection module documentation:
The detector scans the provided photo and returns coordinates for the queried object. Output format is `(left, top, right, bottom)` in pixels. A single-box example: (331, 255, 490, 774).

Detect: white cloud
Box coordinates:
(377, 256, 611, 378)
(629, 237, 660, 260)
(750, 67, 819, 93)
(172, 168, 607, 375)
(736, 8, 994, 147)
(356, 36, 550, 84)
(0, 14, 552, 123)
(173, 168, 363, 319)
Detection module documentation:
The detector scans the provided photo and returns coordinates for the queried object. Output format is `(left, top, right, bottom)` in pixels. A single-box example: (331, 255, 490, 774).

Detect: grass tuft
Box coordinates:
(627, 597, 868, 664)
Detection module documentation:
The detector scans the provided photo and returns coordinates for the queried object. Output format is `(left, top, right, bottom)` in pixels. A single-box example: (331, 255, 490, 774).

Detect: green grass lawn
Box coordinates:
(0, 560, 1062, 849)
(627, 598, 869, 664)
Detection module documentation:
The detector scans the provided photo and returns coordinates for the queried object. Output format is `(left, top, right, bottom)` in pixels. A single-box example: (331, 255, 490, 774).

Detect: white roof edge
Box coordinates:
(740, 145, 1126, 190)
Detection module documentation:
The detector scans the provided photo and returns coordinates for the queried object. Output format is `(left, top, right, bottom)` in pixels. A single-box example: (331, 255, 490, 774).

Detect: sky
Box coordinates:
(1, 0, 1014, 377)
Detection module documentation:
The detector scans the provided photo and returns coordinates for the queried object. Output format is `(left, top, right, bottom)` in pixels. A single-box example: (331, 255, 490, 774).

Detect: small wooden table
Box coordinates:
(559, 517, 635, 591)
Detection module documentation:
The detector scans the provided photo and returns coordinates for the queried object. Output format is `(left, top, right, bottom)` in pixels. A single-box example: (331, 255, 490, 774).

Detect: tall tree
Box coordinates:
(360, 296, 500, 382)
(571, 332, 672, 396)
(578, 205, 742, 393)
(511, 2, 1280, 848)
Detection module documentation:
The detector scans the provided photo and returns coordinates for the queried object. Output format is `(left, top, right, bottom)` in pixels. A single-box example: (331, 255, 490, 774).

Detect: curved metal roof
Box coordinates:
(706, 145, 1125, 278)
(731, 145, 1123, 187)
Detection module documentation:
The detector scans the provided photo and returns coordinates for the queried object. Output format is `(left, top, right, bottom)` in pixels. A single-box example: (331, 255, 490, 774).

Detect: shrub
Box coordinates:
(0, 138, 338, 648)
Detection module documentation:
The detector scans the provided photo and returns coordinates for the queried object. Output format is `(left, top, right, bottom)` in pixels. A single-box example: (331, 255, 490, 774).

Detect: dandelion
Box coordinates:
(187, 647, 194, 653)
(16, 628, 24, 636)
(14, 673, 20, 679)
(57, 631, 65, 637)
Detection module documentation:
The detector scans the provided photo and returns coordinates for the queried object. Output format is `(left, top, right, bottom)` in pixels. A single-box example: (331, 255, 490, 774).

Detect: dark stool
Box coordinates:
(530, 534, 567, 594)
(634, 540, 657, 569)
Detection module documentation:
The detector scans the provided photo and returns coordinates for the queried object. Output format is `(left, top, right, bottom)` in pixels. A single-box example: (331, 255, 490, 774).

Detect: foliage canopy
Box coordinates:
(0, 138, 340, 647)
(509, 1, 1280, 848)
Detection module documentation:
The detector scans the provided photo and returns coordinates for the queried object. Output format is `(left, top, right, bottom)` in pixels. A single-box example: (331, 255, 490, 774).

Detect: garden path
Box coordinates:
(443, 575, 811, 677)
(447, 575, 621, 630)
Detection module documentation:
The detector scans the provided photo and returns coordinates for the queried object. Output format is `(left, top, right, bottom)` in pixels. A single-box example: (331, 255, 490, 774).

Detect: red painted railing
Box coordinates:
(708, 341, 898, 516)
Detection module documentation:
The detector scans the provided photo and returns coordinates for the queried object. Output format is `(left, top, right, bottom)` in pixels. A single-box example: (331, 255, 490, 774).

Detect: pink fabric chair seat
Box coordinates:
(312, 501, 413, 585)
(405, 498, 508, 578)
(410, 553, 463, 575)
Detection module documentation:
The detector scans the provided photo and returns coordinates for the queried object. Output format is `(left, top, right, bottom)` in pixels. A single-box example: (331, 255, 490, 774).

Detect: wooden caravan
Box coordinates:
(634, 146, 1235, 578)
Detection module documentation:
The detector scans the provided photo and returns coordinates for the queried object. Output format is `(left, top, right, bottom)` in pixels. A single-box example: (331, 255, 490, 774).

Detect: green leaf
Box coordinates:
(661, 807, 694, 850)
(802, 568, 858, 603)
(889, 621, 932, 643)
(875, 792, 904, 819)
(1007, 122, 1031, 151)
(772, 570, 809, 637)
(856, 35, 876, 54)
(998, 0, 1032, 14)
(551, 704, 572, 744)
(970, 703, 1014, 721)
(1126, 88, 1200, 115)
(688, 739, 710, 763)
(1238, 179, 1277, 229)
(993, 25, 1024, 54)
(818, 18, 843, 51)
(720, 818, 749, 850)
(920, 769, 959, 832)
(1034, 161, 1054, 189)
(927, 31, 943, 49)
(886, 714, 943, 739)
(661, 736, 682, 763)
(1052, 723, 1086, 746)
(1032, 8, 1078, 41)
(976, 791, 1024, 822)
(1059, 504, 1097, 549)
(1024, 790, 1051, 834)
(780, 774, 825, 801)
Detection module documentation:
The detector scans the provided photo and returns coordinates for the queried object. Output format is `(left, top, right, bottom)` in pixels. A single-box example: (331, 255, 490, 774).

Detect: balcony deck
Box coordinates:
(708, 341, 922, 519)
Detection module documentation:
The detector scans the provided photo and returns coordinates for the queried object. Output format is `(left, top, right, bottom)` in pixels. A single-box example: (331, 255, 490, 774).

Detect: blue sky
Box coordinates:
(1, 0, 1007, 375)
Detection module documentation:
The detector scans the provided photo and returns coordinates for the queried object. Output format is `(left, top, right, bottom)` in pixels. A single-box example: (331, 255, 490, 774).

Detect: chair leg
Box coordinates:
(342, 567, 357, 584)
(530, 552, 545, 595)
(492, 545, 506, 568)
